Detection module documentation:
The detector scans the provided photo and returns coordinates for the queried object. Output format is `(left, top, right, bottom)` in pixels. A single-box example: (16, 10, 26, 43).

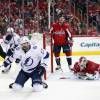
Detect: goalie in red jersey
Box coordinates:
(50, 16, 73, 71)
(72, 56, 100, 80)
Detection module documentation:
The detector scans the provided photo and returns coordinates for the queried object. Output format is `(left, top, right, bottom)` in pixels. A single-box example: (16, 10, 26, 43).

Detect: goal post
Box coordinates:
(43, 32, 54, 79)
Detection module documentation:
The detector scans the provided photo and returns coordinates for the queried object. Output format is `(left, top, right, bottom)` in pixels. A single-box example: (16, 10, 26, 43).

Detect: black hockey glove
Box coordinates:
(68, 37, 73, 47)
(4, 34, 12, 44)
(0, 45, 6, 58)
(10, 44, 18, 49)
(15, 58, 21, 64)
(6, 48, 14, 56)
(37, 65, 46, 77)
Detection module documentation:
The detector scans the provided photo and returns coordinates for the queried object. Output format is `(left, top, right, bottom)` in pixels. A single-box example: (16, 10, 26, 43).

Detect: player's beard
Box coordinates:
(22, 45, 31, 53)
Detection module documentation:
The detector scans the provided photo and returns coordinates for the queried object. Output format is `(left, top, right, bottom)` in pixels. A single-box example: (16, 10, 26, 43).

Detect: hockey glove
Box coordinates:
(6, 48, 14, 56)
(37, 65, 46, 77)
(68, 37, 73, 47)
(10, 44, 18, 49)
(68, 42, 73, 47)
(15, 58, 21, 64)
(76, 72, 87, 80)
(4, 34, 12, 44)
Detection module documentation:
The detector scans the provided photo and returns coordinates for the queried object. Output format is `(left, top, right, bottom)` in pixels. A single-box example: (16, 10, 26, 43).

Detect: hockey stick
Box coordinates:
(59, 69, 74, 79)
(59, 77, 71, 79)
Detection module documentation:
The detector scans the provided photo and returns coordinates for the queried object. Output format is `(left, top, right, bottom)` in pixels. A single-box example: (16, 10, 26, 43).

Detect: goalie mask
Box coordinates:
(20, 37, 31, 52)
(79, 57, 88, 68)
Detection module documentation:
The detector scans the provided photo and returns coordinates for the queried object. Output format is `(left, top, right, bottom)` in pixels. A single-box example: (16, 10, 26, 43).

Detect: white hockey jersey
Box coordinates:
(1, 33, 20, 52)
(14, 43, 49, 73)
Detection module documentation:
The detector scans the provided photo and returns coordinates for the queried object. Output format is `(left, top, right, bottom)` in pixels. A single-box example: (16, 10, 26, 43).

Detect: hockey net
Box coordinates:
(31, 32, 53, 79)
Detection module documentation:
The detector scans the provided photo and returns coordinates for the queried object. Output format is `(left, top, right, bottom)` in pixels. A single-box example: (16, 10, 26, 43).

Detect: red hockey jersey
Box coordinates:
(51, 22, 72, 45)
(72, 60, 100, 75)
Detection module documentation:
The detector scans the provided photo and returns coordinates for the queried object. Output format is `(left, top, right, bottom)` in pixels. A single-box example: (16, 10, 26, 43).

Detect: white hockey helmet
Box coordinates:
(20, 36, 30, 44)
(7, 27, 14, 33)
(20, 36, 31, 52)
(79, 56, 88, 68)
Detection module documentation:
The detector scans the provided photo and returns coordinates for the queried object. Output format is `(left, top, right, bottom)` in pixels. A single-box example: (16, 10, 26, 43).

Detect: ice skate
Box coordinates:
(42, 82, 48, 89)
(55, 65, 61, 70)
(9, 83, 14, 89)
(2, 65, 11, 73)
(68, 65, 72, 72)
(55, 65, 63, 72)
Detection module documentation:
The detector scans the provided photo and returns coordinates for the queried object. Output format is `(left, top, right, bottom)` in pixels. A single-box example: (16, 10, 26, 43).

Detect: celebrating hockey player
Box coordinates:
(50, 16, 73, 71)
(0, 27, 20, 73)
(72, 56, 100, 80)
(9, 37, 49, 92)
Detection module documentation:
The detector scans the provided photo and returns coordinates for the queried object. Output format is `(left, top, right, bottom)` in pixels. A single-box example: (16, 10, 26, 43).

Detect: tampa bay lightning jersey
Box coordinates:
(1, 33, 20, 52)
(14, 43, 49, 73)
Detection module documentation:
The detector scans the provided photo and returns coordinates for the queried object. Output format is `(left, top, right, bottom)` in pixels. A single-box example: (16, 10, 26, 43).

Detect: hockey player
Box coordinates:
(0, 27, 20, 73)
(50, 16, 73, 71)
(72, 56, 100, 80)
(0, 26, 7, 59)
(9, 37, 49, 92)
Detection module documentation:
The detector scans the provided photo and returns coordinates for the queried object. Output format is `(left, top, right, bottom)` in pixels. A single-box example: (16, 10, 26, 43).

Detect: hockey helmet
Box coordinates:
(79, 56, 88, 68)
(20, 37, 30, 52)
(20, 37, 30, 44)
(7, 27, 14, 33)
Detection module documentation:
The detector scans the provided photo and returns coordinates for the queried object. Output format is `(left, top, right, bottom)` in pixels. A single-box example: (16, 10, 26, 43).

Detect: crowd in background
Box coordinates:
(71, 0, 100, 35)
(0, 0, 100, 36)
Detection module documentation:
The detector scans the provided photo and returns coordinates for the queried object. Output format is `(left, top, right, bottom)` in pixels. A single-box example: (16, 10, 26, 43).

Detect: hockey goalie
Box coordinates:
(71, 56, 100, 80)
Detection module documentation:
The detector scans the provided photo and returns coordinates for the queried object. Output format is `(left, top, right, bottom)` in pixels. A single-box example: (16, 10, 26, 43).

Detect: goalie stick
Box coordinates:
(59, 77, 71, 79)
(59, 70, 74, 80)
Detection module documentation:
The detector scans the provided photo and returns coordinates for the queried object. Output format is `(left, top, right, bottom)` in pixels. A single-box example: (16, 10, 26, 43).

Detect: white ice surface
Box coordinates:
(0, 55, 100, 100)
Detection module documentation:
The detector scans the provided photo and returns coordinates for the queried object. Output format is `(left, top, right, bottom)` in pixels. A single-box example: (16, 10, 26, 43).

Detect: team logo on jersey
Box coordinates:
(22, 57, 33, 67)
